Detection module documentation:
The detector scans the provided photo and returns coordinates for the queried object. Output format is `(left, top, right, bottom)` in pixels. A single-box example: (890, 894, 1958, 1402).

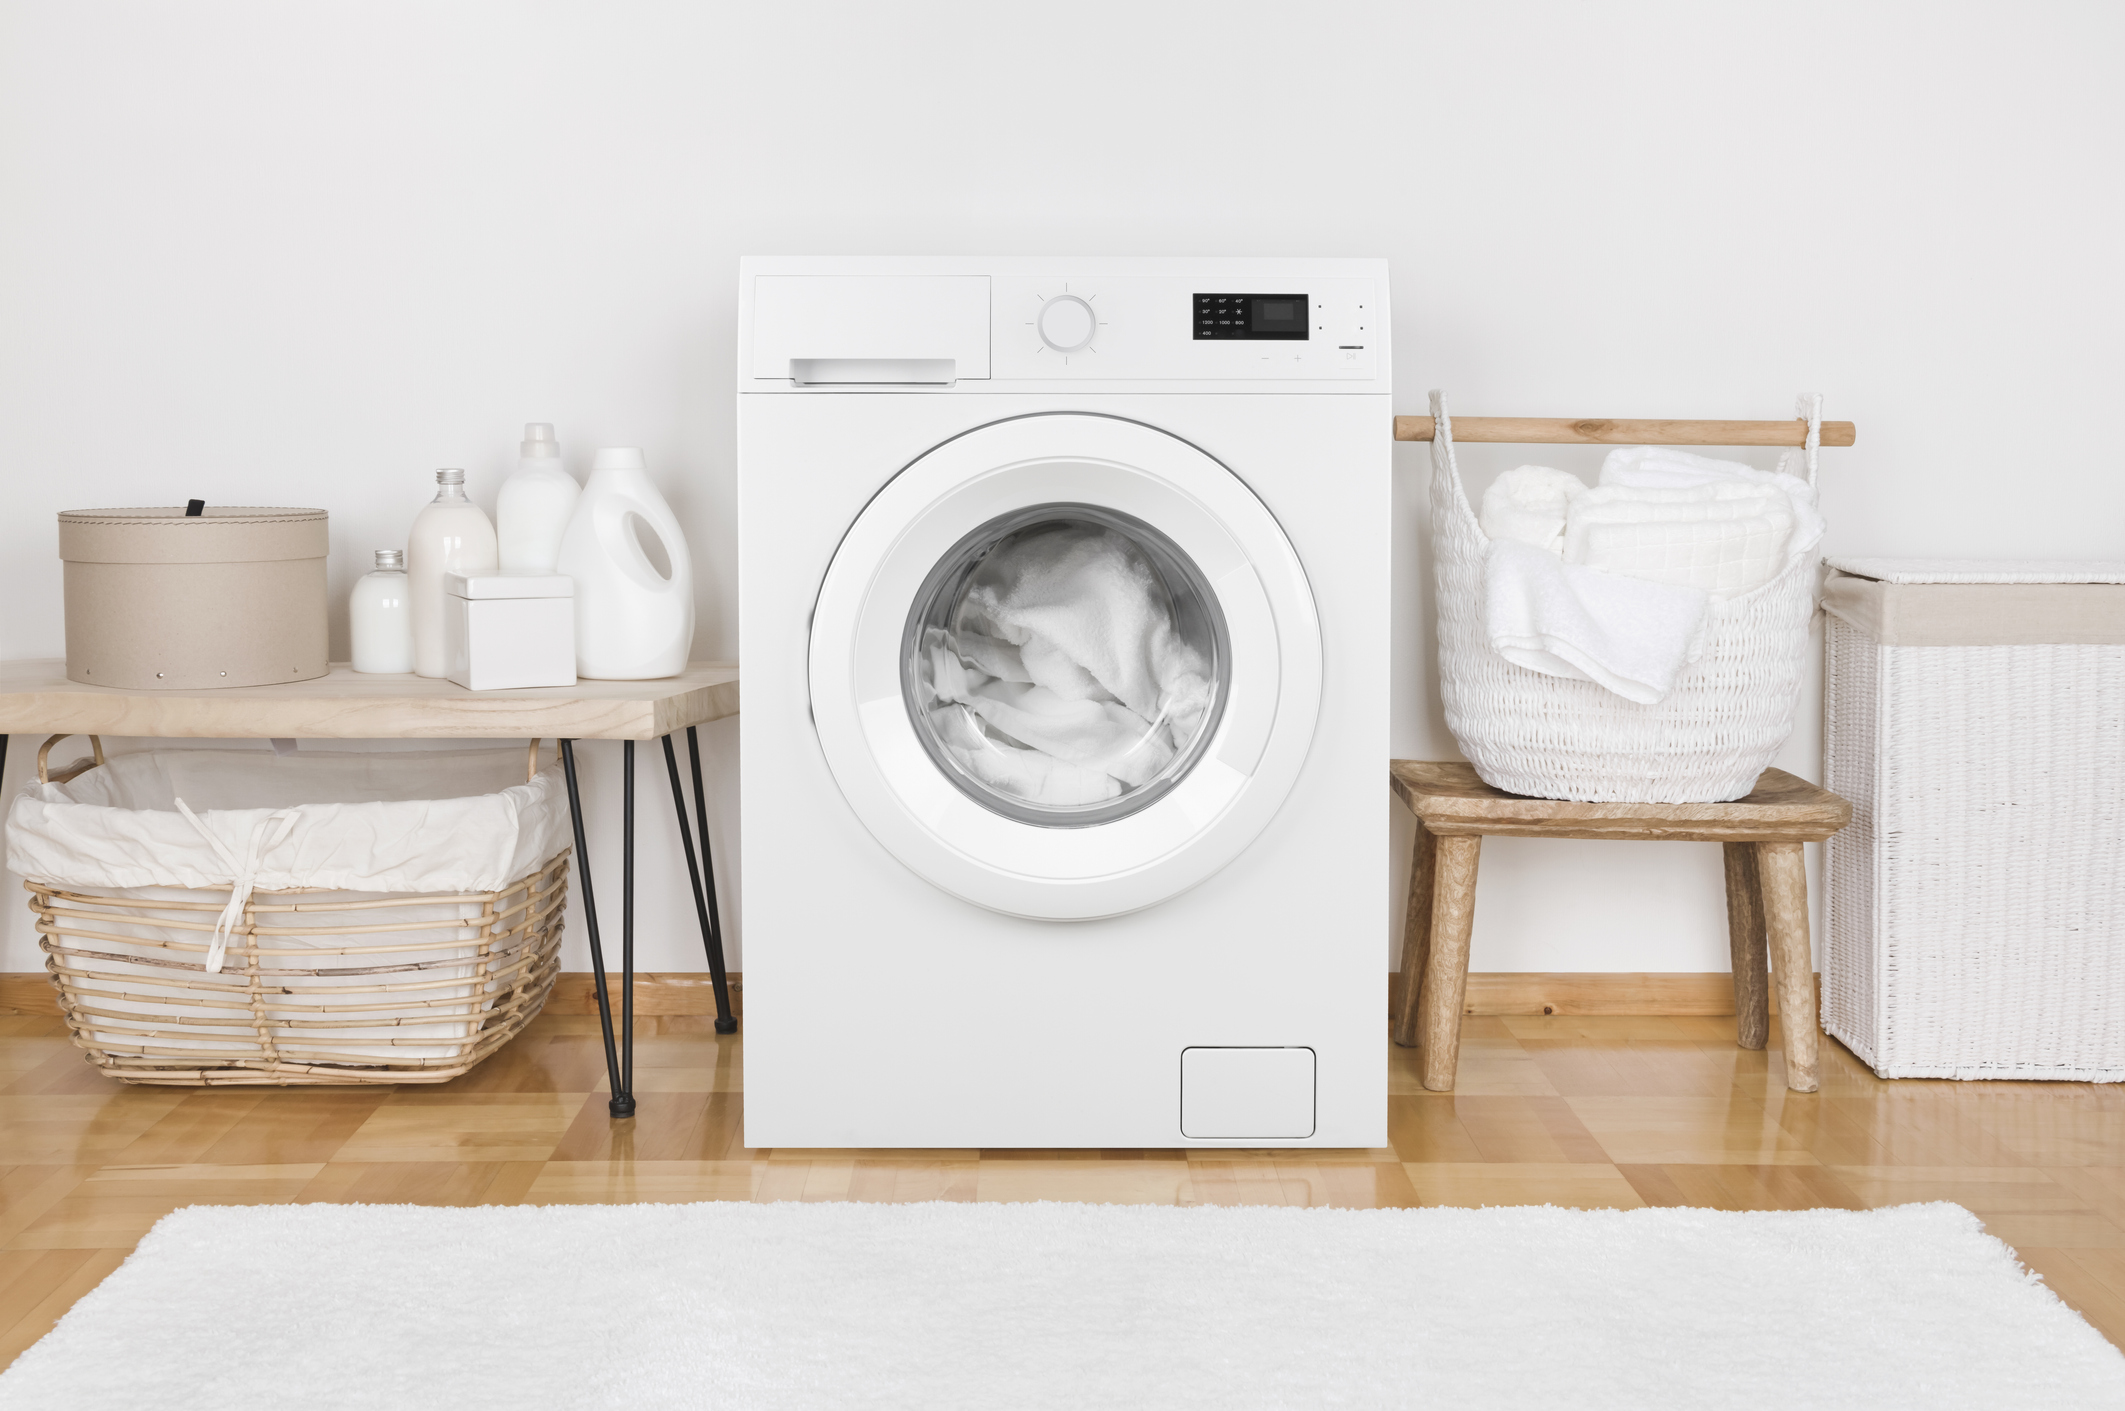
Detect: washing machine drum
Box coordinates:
(809, 414, 1322, 920)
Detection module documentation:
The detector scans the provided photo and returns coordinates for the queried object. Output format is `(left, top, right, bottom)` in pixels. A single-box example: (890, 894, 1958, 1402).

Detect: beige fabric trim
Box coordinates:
(1822, 572, 2125, 646)
(1825, 555, 2125, 584)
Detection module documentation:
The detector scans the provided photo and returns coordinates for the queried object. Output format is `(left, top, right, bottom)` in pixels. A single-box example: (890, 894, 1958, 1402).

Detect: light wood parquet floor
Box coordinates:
(5, 1008, 2124, 1367)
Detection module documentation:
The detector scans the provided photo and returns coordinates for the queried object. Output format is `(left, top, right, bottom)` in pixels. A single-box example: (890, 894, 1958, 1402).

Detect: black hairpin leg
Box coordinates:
(620, 739, 636, 1111)
(561, 738, 632, 1117)
(663, 729, 736, 1034)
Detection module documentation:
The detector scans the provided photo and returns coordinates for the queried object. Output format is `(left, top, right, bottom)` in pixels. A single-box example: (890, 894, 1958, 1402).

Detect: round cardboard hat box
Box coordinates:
(58, 506, 330, 690)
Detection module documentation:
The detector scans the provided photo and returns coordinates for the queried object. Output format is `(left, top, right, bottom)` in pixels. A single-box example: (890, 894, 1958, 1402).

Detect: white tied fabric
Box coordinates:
(921, 524, 1213, 807)
(171, 799, 300, 974)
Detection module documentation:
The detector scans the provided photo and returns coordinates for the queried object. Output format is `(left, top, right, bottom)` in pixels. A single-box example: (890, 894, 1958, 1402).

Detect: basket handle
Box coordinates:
(1426, 389, 1485, 537)
(525, 738, 560, 783)
(37, 734, 105, 785)
(1794, 392, 1822, 488)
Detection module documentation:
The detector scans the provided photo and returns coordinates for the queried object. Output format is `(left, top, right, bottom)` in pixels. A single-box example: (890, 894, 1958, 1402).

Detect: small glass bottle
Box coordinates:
(350, 549, 415, 673)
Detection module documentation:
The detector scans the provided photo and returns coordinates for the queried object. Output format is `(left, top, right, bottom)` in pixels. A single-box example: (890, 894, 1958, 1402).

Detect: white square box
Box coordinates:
(443, 573, 576, 691)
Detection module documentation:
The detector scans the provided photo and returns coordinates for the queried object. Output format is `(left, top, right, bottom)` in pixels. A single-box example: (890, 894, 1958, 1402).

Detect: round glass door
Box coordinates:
(903, 504, 1230, 827)
(807, 412, 1322, 920)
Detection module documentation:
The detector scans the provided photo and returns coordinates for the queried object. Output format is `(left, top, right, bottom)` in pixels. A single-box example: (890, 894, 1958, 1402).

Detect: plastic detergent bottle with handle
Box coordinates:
(555, 447, 694, 679)
(407, 468, 499, 678)
(496, 422, 580, 573)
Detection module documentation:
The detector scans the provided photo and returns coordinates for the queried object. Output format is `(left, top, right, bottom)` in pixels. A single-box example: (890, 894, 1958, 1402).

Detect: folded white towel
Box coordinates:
(1472, 446, 1829, 703)
(1600, 446, 1822, 526)
(1479, 466, 1587, 554)
(1586, 447, 1825, 599)
(1599, 447, 1775, 491)
(1483, 539, 1709, 705)
(1565, 481, 1795, 598)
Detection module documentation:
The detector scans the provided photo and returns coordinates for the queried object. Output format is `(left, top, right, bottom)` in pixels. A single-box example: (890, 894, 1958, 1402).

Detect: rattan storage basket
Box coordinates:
(10, 740, 576, 1086)
(31, 852, 568, 1086)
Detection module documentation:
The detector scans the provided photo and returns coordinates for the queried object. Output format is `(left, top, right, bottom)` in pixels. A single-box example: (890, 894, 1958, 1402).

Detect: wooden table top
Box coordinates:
(0, 660, 738, 741)
(1391, 760, 1851, 843)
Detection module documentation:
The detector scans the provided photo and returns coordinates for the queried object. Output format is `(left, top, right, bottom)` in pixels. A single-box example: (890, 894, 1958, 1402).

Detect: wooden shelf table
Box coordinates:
(1391, 761, 1851, 1093)
(0, 659, 740, 1117)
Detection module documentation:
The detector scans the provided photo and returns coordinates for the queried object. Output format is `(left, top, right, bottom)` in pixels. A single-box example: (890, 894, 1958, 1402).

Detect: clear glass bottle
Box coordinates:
(406, 468, 498, 678)
(349, 549, 415, 674)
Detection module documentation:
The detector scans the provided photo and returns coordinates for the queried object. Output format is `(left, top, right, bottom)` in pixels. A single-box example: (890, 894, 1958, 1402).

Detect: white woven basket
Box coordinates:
(1821, 565, 2125, 1081)
(1429, 391, 1821, 802)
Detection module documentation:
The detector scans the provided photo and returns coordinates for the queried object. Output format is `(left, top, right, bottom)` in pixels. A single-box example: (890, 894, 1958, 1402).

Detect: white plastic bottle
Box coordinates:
(555, 447, 694, 679)
(496, 422, 580, 574)
(349, 549, 415, 673)
(407, 468, 499, 678)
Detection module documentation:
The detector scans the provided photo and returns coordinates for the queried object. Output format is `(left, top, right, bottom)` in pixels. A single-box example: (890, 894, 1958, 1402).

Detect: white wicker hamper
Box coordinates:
(1821, 559, 2125, 1080)
(1429, 391, 1826, 802)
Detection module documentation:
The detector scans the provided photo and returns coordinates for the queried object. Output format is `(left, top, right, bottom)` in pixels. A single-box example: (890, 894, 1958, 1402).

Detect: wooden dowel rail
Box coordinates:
(1393, 416, 1856, 447)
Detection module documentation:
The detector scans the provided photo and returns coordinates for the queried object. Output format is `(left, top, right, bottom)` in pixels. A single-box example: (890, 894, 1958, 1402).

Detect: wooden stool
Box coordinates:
(1390, 762, 1852, 1094)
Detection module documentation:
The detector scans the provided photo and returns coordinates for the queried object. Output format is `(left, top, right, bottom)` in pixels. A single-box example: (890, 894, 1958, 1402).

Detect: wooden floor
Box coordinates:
(4, 1008, 2124, 1367)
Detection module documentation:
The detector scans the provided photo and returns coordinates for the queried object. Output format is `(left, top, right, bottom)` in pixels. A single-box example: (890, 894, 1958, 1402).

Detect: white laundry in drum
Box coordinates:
(917, 523, 1216, 807)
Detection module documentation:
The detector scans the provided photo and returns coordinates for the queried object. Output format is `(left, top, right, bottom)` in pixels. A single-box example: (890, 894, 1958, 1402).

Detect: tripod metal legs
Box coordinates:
(564, 730, 736, 1119)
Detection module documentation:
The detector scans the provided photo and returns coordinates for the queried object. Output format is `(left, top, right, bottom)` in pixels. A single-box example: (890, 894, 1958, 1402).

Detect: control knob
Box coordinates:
(1037, 295, 1098, 354)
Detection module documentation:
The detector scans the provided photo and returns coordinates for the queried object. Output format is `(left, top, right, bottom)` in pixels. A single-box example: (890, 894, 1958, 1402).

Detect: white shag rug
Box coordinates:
(4, 1201, 2121, 1410)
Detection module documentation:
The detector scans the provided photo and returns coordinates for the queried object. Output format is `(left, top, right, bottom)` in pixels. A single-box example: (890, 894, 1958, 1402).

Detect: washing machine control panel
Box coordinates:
(991, 275, 1376, 382)
(1192, 293, 1310, 340)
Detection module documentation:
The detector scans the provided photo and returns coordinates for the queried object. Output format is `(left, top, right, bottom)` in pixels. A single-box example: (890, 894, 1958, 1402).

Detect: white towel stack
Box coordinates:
(1475, 447, 1824, 704)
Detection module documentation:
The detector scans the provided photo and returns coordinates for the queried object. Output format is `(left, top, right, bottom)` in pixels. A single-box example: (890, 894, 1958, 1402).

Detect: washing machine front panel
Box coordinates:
(809, 414, 1322, 920)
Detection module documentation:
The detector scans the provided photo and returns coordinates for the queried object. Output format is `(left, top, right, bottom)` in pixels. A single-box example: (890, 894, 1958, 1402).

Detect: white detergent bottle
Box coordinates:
(555, 447, 694, 679)
(407, 468, 499, 678)
(496, 422, 580, 573)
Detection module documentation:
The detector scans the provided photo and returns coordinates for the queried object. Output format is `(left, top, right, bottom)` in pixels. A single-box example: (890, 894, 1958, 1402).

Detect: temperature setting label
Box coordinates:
(1193, 293, 1311, 341)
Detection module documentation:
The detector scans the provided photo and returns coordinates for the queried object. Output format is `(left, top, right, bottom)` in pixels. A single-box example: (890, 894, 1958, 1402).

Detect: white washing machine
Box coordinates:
(737, 257, 1390, 1148)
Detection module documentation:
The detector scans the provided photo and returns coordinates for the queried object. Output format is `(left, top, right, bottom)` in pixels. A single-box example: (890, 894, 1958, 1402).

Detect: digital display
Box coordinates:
(1194, 292, 1311, 341)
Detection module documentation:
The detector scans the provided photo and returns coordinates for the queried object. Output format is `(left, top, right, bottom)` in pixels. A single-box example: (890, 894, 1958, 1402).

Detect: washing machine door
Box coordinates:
(809, 413, 1322, 920)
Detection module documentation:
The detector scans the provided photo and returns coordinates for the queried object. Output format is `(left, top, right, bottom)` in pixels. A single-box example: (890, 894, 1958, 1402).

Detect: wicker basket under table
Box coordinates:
(31, 850, 570, 1086)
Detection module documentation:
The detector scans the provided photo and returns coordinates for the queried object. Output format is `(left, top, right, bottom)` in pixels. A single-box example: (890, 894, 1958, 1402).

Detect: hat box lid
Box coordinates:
(59, 507, 329, 565)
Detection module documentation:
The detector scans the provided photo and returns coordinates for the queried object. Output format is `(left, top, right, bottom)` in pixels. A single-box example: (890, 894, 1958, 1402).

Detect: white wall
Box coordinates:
(2, 1, 2119, 977)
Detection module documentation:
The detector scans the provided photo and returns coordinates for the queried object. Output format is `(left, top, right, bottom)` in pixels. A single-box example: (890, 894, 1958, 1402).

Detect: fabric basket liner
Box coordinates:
(7, 747, 571, 896)
(9, 748, 572, 1064)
